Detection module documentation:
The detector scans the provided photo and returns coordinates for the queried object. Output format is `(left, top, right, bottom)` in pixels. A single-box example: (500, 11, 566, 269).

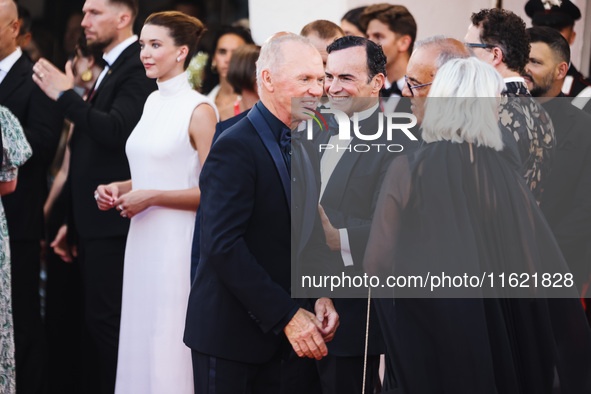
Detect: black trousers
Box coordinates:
(10, 240, 48, 394)
(192, 345, 322, 394)
(78, 236, 126, 394)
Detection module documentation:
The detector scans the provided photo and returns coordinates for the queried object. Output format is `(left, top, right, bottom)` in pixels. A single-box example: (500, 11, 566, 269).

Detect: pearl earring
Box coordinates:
(176, 57, 181, 63)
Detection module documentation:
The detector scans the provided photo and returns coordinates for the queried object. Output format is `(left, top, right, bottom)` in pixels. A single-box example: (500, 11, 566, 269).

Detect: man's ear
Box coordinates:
(117, 11, 132, 30)
(372, 73, 385, 94)
(491, 46, 504, 67)
(261, 69, 274, 93)
(396, 34, 411, 53)
(556, 61, 569, 80)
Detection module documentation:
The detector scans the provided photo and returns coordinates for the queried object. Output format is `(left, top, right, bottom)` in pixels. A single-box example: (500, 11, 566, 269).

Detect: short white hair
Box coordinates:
(421, 57, 505, 151)
(256, 34, 315, 94)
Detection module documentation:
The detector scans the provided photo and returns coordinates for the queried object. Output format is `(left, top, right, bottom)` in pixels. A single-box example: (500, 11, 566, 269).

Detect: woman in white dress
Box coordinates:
(94, 11, 217, 393)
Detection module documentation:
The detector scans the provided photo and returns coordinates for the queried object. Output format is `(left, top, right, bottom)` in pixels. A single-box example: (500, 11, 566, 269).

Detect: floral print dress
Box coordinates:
(500, 81, 555, 204)
(0, 106, 32, 394)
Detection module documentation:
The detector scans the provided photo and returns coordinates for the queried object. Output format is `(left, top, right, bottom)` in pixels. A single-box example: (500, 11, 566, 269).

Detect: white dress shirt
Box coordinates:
(320, 102, 379, 267)
(94, 35, 138, 91)
(0, 47, 22, 85)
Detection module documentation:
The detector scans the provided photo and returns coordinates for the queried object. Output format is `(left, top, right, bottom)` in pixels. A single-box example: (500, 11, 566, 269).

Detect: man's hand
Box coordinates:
(315, 297, 339, 342)
(284, 308, 328, 360)
(50, 225, 77, 263)
(318, 204, 341, 251)
(32, 58, 74, 101)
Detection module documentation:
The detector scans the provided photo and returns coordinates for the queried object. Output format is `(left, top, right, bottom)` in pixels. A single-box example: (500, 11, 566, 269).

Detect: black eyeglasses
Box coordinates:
(465, 43, 495, 49)
(404, 75, 433, 97)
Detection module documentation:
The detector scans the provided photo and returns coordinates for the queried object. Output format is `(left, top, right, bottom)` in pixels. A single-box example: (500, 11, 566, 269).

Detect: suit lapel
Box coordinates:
(247, 105, 291, 208)
(320, 109, 379, 207)
(90, 42, 139, 103)
(0, 55, 29, 103)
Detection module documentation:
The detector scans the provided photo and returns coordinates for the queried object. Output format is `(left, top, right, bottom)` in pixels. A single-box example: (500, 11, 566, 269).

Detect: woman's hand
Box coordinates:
(95, 183, 120, 211)
(114, 189, 154, 219)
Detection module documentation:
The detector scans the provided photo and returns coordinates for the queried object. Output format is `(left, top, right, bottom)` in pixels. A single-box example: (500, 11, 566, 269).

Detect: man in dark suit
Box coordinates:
(310, 36, 418, 394)
(184, 34, 338, 393)
(33, 0, 156, 392)
(0, 1, 62, 392)
(525, 26, 591, 321)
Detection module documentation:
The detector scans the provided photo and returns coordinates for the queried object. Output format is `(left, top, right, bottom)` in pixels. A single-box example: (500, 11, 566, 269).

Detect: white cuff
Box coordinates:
(339, 228, 354, 267)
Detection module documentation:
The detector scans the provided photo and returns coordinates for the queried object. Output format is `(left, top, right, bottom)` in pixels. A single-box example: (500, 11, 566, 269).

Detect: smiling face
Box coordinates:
(261, 40, 325, 126)
(139, 24, 186, 82)
(213, 33, 246, 79)
(324, 45, 381, 115)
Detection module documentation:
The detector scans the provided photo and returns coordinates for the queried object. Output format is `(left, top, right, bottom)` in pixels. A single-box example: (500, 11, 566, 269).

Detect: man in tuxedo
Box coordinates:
(184, 34, 338, 394)
(0, 1, 62, 392)
(360, 3, 416, 114)
(311, 35, 418, 394)
(33, 0, 156, 392)
(524, 26, 591, 322)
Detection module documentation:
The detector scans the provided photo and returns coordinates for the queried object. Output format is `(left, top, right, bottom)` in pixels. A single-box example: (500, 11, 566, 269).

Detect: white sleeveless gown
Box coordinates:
(114, 72, 217, 394)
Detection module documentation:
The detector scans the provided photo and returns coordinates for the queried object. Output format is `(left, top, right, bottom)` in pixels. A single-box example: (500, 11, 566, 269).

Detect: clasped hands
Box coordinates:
(95, 183, 151, 219)
(283, 297, 339, 360)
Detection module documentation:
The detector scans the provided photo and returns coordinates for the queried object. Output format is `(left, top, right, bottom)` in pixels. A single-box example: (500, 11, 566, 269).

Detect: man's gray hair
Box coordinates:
(256, 34, 316, 94)
(414, 35, 473, 70)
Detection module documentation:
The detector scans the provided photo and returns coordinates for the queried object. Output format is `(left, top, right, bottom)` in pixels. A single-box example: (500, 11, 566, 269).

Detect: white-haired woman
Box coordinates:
(364, 57, 591, 393)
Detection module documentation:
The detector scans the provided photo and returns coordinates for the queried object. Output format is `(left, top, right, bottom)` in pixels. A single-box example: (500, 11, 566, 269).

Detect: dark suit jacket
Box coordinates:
(317, 108, 419, 356)
(541, 96, 591, 286)
(0, 53, 63, 240)
(57, 42, 156, 240)
(184, 103, 298, 364)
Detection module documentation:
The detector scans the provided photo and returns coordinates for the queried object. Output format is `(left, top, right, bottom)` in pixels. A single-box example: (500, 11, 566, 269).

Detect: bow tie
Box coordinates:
(380, 83, 403, 97)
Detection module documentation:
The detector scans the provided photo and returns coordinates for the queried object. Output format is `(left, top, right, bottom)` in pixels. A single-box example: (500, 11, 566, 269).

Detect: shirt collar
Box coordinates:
(256, 101, 287, 142)
(503, 76, 525, 84)
(103, 35, 138, 67)
(0, 47, 22, 73)
(351, 102, 380, 122)
(383, 75, 405, 91)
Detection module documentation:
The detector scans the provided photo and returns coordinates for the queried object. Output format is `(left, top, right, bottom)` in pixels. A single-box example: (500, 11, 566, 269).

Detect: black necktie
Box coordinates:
(380, 83, 403, 97)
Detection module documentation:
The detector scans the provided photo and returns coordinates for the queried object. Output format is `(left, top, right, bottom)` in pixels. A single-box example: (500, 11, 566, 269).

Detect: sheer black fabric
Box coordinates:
(365, 141, 591, 393)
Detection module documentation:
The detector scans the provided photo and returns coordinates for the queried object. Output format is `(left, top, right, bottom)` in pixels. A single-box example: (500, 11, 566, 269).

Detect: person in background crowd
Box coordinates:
(341, 7, 366, 37)
(465, 8, 555, 204)
(201, 25, 253, 120)
(524, 26, 591, 325)
(525, 0, 591, 99)
(32, 0, 157, 392)
(16, 5, 32, 56)
(226, 43, 260, 115)
(0, 1, 63, 393)
(300, 20, 344, 67)
(0, 106, 33, 394)
(360, 4, 416, 100)
(42, 37, 106, 394)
